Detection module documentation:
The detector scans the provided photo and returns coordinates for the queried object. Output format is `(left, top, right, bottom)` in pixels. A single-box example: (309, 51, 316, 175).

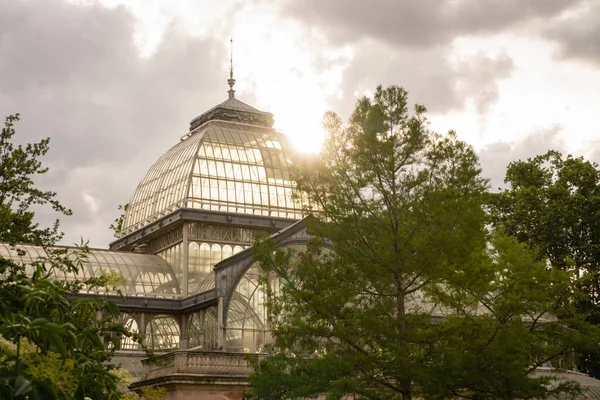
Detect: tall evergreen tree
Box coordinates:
(246, 87, 597, 400)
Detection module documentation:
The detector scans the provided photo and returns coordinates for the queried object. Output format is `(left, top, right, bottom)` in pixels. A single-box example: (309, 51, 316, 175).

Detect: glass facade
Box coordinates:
(122, 131, 205, 235)
(225, 244, 305, 352)
(121, 121, 307, 235)
(153, 240, 247, 294)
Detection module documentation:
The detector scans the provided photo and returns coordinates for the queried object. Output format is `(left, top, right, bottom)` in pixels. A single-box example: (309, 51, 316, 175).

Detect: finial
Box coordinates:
(227, 37, 236, 99)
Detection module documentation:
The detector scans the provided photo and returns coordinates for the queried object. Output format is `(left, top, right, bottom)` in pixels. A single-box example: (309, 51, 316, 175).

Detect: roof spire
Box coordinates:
(227, 37, 236, 99)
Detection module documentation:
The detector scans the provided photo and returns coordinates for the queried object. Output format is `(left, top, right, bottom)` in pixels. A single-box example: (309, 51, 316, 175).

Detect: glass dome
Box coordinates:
(121, 116, 307, 236)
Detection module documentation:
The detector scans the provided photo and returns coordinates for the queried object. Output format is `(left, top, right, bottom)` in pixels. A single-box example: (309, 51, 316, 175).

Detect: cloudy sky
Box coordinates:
(1, 0, 599, 247)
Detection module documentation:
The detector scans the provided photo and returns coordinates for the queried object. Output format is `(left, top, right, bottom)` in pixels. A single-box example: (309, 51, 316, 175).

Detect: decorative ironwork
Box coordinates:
(147, 226, 183, 254)
(190, 106, 274, 130)
(188, 223, 261, 244)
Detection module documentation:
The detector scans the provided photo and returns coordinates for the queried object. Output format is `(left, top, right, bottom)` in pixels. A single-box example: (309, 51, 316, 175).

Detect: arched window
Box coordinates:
(199, 243, 211, 274)
(222, 244, 233, 260)
(119, 313, 140, 351)
(189, 242, 200, 273)
(226, 264, 277, 353)
(210, 244, 222, 267)
(145, 315, 180, 351)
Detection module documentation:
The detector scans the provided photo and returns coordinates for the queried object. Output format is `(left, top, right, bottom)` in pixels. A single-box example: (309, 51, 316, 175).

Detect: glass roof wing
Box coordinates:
(0, 244, 180, 298)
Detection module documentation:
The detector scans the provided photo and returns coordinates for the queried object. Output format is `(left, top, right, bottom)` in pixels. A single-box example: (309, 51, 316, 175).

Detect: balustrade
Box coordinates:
(143, 350, 260, 380)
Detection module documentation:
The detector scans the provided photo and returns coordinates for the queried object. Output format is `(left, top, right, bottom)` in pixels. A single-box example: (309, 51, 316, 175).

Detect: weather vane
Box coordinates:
(227, 37, 236, 99)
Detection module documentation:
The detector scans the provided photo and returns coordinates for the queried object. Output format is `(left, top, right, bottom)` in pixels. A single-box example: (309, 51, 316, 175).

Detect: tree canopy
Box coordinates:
(490, 150, 600, 378)
(246, 86, 598, 400)
(0, 114, 138, 399)
(0, 114, 71, 246)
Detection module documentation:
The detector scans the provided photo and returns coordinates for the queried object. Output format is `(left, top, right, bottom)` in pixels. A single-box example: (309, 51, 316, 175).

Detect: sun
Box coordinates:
(273, 101, 328, 154)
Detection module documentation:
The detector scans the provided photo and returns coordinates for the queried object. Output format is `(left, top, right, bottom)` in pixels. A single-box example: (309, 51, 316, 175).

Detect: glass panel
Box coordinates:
(222, 245, 233, 260)
(199, 243, 211, 274)
(210, 244, 221, 267)
(213, 144, 222, 158)
(189, 242, 200, 273)
(221, 146, 230, 159)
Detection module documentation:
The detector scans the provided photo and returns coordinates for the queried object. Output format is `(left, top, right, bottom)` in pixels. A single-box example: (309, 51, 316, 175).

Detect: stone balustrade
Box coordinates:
(142, 350, 259, 381)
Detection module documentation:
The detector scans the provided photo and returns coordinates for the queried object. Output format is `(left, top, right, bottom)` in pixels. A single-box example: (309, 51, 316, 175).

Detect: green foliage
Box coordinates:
(110, 203, 129, 236)
(423, 233, 596, 399)
(112, 369, 166, 400)
(246, 87, 597, 400)
(491, 150, 600, 377)
(0, 115, 135, 399)
(0, 247, 135, 399)
(138, 386, 167, 400)
(0, 114, 71, 246)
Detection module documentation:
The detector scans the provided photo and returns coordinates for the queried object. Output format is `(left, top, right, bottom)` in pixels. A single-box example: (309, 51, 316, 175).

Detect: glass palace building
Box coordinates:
(106, 85, 310, 358)
(1, 79, 313, 398)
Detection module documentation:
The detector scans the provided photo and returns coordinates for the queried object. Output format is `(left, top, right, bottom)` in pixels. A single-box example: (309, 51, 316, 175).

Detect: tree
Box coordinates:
(110, 203, 129, 236)
(246, 87, 597, 400)
(490, 150, 600, 377)
(0, 114, 135, 399)
(421, 232, 595, 399)
(0, 114, 71, 246)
